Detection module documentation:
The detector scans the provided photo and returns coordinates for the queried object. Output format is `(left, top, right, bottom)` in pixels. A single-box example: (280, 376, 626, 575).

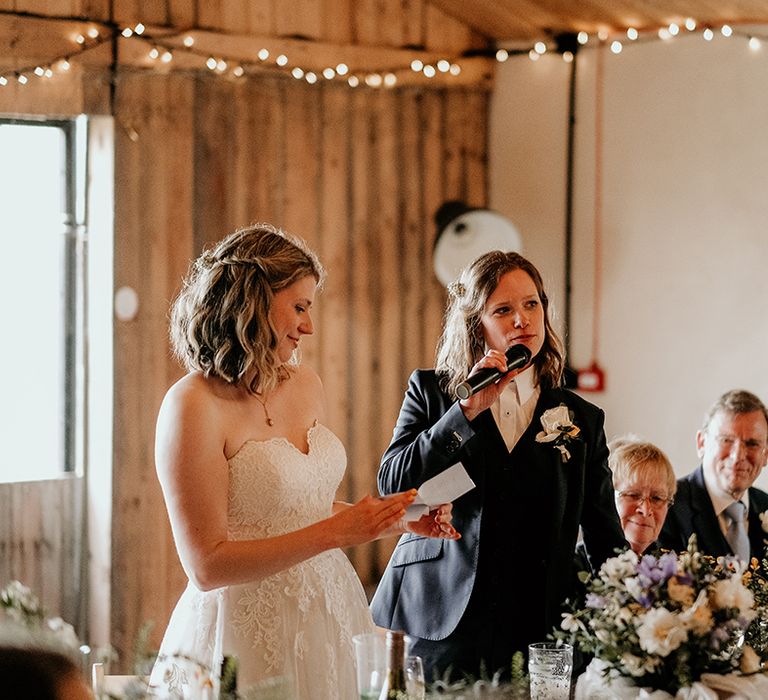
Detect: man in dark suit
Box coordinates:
(659, 390, 768, 563)
(370, 250, 626, 681)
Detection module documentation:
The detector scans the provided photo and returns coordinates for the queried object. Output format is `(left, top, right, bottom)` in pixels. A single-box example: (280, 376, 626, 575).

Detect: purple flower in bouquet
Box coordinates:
(637, 552, 677, 586)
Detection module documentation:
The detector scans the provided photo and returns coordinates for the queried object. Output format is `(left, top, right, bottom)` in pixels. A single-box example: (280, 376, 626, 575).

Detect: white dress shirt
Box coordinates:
(489, 365, 540, 452)
(702, 467, 750, 537)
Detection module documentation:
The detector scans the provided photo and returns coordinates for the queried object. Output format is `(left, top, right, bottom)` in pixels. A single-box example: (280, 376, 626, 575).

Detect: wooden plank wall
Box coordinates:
(0, 0, 491, 667)
(0, 477, 82, 625)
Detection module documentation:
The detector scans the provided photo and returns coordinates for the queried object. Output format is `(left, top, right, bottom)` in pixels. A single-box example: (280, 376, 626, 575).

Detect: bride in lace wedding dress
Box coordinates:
(148, 225, 457, 699)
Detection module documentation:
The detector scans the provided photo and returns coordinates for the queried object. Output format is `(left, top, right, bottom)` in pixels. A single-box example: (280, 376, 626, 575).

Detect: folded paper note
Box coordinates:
(402, 462, 476, 521)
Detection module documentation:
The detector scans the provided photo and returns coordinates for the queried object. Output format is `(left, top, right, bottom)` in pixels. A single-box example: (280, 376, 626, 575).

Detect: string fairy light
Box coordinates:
(491, 18, 768, 69)
(2, 11, 768, 92)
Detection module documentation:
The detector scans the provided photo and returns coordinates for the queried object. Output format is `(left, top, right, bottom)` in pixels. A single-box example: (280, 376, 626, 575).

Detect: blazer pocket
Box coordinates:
(391, 536, 445, 567)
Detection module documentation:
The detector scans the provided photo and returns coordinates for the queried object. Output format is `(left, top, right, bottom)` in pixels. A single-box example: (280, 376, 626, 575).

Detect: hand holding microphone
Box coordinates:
(456, 344, 533, 400)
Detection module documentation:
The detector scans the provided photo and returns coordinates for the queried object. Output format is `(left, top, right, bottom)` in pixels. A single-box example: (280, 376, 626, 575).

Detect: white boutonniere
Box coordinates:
(535, 404, 581, 462)
(759, 510, 768, 535)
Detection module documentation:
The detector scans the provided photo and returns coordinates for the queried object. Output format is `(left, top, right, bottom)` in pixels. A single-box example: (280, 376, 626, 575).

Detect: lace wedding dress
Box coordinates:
(148, 423, 374, 699)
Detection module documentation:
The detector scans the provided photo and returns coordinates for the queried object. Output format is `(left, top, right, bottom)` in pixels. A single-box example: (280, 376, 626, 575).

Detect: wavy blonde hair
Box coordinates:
(170, 223, 324, 394)
(436, 250, 564, 398)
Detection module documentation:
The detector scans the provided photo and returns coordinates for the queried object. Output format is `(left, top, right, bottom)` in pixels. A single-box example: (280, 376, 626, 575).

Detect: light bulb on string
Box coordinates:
(18, 74, 28, 85)
(384, 72, 397, 87)
(322, 67, 335, 79)
(44, 68, 53, 78)
(206, 57, 217, 70)
(34, 66, 45, 77)
(305, 72, 317, 84)
(161, 51, 173, 63)
(437, 59, 450, 72)
(598, 29, 609, 41)
(534, 41, 547, 54)
(232, 65, 244, 77)
(59, 59, 71, 72)
(75, 34, 85, 44)
(149, 47, 159, 60)
(610, 40, 622, 54)
(721, 25, 733, 37)
(336, 63, 349, 75)
(365, 73, 383, 87)
(627, 28, 638, 41)
(0, 76, 7, 86)
(703, 28, 714, 41)
(668, 23, 680, 36)
(423, 64, 436, 77)
(291, 67, 304, 79)
(658, 28, 671, 40)
(183, 36, 194, 47)
(216, 59, 227, 72)
(577, 31, 589, 45)
(528, 49, 540, 61)
(495, 49, 509, 62)
(749, 36, 761, 51)
(276, 54, 288, 66)
(87, 27, 100, 39)
(348, 75, 359, 87)
(134, 23, 145, 35)
(449, 63, 461, 75)
(121, 27, 133, 38)
(410, 59, 423, 72)
(562, 51, 574, 63)
(257, 48, 269, 61)
(685, 18, 697, 31)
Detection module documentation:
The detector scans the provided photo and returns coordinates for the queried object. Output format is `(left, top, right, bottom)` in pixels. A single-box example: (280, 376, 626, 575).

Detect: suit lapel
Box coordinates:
(532, 390, 579, 544)
(747, 489, 768, 560)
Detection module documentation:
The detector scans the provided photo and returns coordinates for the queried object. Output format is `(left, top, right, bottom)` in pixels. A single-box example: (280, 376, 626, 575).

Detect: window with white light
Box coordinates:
(0, 118, 86, 482)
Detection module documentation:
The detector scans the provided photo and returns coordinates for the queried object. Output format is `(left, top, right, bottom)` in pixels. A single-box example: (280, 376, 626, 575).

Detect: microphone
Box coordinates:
(455, 344, 533, 400)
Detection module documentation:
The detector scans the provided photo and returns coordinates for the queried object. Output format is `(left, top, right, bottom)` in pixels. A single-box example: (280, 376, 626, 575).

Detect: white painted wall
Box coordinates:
(489, 31, 768, 488)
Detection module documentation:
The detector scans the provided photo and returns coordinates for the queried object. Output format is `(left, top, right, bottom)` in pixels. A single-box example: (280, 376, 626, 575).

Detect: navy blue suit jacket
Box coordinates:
(658, 465, 768, 560)
(370, 369, 626, 641)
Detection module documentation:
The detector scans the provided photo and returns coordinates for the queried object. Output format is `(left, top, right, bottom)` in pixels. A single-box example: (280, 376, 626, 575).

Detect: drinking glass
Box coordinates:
(528, 642, 572, 700)
(405, 655, 426, 700)
(353, 631, 387, 700)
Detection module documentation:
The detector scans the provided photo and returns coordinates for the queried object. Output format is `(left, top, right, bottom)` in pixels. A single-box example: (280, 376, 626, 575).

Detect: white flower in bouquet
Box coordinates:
(601, 549, 639, 583)
(678, 591, 714, 635)
(637, 608, 688, 657)
(711, 575, 756, 622)
(621, 652, 660, 678)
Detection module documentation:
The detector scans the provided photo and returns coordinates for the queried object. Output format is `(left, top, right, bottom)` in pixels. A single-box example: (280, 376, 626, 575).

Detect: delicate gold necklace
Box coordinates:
(254, 393, 274, 426)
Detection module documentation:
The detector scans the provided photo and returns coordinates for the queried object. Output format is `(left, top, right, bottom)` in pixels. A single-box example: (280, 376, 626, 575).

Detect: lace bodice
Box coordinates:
(227, 422, 345, 539)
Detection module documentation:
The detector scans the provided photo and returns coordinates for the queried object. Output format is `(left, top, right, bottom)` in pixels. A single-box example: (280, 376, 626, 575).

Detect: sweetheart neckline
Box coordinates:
(228, 421, 325, 461)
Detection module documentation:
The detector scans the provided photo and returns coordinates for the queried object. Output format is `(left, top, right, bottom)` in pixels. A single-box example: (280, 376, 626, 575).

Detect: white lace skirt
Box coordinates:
(148, 549, 374, 699)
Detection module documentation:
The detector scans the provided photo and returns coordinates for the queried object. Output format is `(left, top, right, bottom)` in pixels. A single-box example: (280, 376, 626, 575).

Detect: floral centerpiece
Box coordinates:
(554, 539, 768, 696)
(0, 579, 83, 659)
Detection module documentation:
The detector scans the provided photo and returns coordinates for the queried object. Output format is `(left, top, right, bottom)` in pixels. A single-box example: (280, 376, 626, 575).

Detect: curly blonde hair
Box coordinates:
(436, 250, 564, 398)
(170, 223, 324, 394)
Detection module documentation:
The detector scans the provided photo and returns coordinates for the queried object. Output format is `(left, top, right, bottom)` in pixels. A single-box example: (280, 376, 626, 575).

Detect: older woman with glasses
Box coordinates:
(609, 437, 676, 555)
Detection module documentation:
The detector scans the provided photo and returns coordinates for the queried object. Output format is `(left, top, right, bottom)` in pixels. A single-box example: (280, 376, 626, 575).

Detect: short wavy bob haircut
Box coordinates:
(435, 250, 564, 398)
(608, 437, 677, 501)
(170, 223, 324, 394)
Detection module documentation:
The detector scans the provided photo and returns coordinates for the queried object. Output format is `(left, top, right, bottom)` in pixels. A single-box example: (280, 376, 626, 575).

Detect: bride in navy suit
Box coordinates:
(371, 250, 626, 681)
